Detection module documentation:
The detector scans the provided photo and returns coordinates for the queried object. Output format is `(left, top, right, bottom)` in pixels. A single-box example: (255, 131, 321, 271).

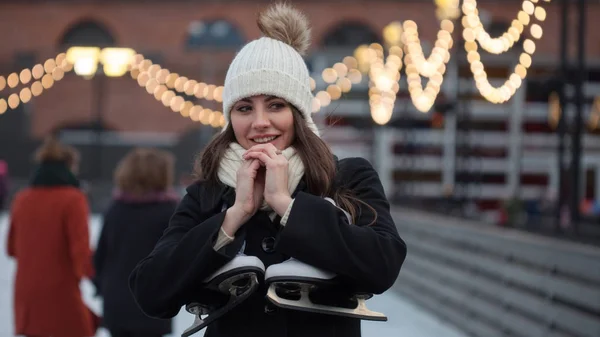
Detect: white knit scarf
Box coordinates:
(217, 142, 305, 214)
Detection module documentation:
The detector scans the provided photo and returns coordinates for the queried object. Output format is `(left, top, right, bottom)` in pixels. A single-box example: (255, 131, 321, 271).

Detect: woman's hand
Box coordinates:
(224, 159, 265, 236)
(243, 144, 292, 216)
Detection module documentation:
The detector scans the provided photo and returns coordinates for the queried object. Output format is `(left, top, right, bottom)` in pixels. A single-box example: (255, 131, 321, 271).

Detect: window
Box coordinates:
(59, 20, 115, 47)
(322, 21, 380, 47)
(186, 20, 244, 49)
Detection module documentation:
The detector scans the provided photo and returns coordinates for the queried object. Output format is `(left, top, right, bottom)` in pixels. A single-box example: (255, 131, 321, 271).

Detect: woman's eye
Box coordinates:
(269, 102, 285, 110)
(236, 106, 252, 113)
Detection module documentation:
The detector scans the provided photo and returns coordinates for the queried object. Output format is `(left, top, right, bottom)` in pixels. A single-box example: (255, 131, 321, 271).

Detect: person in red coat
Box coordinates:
(7, 137, 96, 337)
(0, 159, 8, 211)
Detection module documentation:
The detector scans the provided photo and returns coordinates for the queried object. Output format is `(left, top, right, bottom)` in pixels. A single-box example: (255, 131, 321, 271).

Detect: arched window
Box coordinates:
(59, 20, 115, 47)
(322, 21, 380, 48)
(186, 20, 245, 49)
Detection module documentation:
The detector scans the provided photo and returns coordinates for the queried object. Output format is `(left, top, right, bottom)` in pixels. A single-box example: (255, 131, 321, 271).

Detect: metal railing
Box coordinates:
(392, 206, 600, 337)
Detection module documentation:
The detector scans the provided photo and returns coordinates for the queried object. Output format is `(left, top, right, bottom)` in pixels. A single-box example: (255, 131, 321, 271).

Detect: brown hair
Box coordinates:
(34, 136, 80, 169)
(194, 106, 377, 225)
(114, 147, 175, 196)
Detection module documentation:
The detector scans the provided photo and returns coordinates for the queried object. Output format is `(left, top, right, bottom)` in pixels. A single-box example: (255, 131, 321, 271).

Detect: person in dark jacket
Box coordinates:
(94, 148, 178, 337)
(129, 3, 407, 337)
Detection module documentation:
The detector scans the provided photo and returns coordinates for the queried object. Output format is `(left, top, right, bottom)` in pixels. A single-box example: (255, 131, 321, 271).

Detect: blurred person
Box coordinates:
(129, 3, 406, 337)
(7, 137, 96, 337)
(93, 148, 178, 337)
(0, 159, 8, 211)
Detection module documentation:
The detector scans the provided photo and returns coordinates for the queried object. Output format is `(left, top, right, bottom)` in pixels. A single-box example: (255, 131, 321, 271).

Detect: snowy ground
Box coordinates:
(0, 213, 467, 337)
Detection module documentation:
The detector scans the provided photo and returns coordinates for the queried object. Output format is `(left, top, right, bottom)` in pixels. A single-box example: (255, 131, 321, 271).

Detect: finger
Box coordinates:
(264, 145, 279, 158)
(244, 144, 279, 159)
(246, 150, 287, 168)
(240, 158, 260, 171)
(244, 152, 274, 166)
(241, 157, 254, 168)
(248, 159, 263, 172)
(246, 143, 277, 152)
(249, 160, 265, 180)
(244, 150, 270, 159)
(249, 148, 281, 160)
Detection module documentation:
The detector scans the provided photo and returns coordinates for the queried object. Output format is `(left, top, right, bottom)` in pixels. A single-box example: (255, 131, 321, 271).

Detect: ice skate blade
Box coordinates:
(266, 283, 387, 322)
(181, 274, 260, 337)
(185, 302, 210, 316)
(214, 269, 263, 293)
(207, 266, 265, 292)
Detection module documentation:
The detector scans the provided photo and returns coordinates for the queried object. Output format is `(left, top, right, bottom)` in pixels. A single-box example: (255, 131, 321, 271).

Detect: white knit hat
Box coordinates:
(222, 3, 320, 136)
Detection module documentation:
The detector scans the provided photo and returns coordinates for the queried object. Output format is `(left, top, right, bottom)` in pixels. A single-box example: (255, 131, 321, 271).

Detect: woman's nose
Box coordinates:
(252, 109, 271, 128)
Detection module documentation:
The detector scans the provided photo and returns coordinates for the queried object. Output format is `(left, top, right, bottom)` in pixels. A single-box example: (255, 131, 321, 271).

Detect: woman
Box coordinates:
(129, 3, 407, 337)
(7, 137, 96, 337)
(94, 148, 178, 337)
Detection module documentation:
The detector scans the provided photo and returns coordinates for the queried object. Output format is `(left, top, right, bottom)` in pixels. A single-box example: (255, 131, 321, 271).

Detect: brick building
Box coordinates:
(1, 0, 598, 134)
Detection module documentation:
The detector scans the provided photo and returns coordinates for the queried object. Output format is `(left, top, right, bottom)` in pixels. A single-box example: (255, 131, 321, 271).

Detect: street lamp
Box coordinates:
(65, 46, 135, 181)
(66, 46, 135, 78)
(66, 47, 100, 78)
(100, 48, 136, 77)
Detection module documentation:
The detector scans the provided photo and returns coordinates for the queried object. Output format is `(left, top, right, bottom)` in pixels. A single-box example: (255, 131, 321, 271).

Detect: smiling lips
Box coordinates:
(252, 135, 279, 143)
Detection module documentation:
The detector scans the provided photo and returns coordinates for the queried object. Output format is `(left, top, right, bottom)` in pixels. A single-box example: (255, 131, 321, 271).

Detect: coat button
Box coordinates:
(261, 237, 275, 253)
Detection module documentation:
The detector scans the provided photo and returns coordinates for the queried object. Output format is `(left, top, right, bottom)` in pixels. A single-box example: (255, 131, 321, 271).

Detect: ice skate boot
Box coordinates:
(182, 254, 265, 337)
(265, 258, 387, 321)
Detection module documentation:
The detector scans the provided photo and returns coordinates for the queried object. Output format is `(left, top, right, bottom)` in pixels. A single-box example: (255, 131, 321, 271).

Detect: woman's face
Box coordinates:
(230, 95, 295, 150)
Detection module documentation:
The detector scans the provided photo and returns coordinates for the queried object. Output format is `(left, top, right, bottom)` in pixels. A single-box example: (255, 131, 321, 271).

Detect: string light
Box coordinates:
(0, 54, 73, 113)
(401, 20, 451, 113)
(153, 85, 167, 101)
(19, 69, 32, 85)
(463, 0, 549, 103)
(383, 21, 404, 48)
(0, 99, 6, 115)
(8, 94, 20, 109)
(32, 65, 45, 80)
(7, 73, 19, 88)
(129, 54, 226, 128)
(461, 0, 547, 55)
(435, 0, 461, 20)
(41, 74, 54, 89)
(402, 19, 454, 77)
(31, 81, 43, 97)
(19, 88, 32, 104)
(0, 3, 553, 122)
(52, 68, 65, 81)
(365, 43, 402, 124)
(311, 53, 362, 112)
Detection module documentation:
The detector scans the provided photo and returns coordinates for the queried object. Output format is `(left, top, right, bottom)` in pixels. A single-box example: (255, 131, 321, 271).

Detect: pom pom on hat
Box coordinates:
(257, 3, 311, 56)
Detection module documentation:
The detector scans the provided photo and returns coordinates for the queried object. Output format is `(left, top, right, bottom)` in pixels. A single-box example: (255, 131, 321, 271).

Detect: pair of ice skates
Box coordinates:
(182, 254, 387, 337)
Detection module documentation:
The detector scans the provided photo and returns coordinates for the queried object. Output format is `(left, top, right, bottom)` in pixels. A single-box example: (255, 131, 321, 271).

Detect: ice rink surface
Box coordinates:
(0, 213, 467, 337)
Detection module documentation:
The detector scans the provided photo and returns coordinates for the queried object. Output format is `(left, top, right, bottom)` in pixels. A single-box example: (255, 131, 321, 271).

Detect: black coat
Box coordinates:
(94, 198, 177, 334)
(129, 157, 407, 337)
